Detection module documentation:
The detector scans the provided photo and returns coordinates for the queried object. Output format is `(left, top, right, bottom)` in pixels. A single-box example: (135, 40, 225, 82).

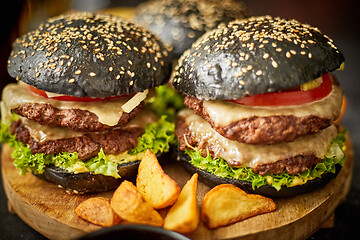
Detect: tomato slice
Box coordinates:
(228, 74, 332, 106)
(28, 86, 129, 102)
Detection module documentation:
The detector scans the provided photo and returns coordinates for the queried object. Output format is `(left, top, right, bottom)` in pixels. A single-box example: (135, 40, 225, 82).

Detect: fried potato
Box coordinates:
(201, 184, 276, 229)
(75, 197, 121, 227)
(110, 180, 164, 227)
(164, 173, 199, 234)
(136, 149, 180, 209)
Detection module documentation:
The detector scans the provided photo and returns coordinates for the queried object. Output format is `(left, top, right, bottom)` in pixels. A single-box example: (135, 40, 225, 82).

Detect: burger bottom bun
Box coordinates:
(33, 151, 173, 194)
(177, 149, 341, 198)
(34, 161, 139, 194)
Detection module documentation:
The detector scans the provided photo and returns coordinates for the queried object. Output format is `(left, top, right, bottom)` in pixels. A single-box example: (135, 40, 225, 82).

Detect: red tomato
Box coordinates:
(28, 86, 129, 102)
(228, 74, 332, 106)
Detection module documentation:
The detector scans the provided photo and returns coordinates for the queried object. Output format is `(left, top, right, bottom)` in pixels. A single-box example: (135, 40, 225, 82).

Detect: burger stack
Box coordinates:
(172, 16, 346, 197)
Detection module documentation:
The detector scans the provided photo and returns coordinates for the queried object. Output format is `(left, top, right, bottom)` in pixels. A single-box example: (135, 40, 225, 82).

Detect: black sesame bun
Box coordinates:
(8, 12, 171, 98)
(172, 16, 344, 100)
(133, 0, 248, 60)
(172, 16, 346, 197)
(2, 12, 174, 194)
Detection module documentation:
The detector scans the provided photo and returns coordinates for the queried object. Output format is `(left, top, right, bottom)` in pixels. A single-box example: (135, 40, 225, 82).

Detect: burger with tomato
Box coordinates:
(172, 16, 346, 197)
(0, 12, 175, 193)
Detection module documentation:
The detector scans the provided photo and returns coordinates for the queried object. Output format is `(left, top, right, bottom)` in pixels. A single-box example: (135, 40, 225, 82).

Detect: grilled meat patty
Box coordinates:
(10, 120, 144, 160)
(12, 101, 145, 132)
(184, 96, 332, 144)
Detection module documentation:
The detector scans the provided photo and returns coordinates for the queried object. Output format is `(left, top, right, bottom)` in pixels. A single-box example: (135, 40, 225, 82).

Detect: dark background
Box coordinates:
(0, 0, 359, 239)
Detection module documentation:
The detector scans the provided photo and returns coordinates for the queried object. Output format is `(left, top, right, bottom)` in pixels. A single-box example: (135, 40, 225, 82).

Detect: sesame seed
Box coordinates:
(89, 72, 96, 76)
(75, 70, 81, 75)
(109, 67, 113, 72)
(129, 80, 134, 86)
(308, 53, 312, 58)
(68, 78, 75, 83)
(235, 72, 242, 78)
(272, 60, 278, 68)
(263, 53, 269, 59)
(256, 70, 263, 76)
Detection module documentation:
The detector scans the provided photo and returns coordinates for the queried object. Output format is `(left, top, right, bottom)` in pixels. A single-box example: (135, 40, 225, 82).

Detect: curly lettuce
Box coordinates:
(0, 115, 176, 178)
(147, 85, 184, 121)
(185, 130, 347, 191)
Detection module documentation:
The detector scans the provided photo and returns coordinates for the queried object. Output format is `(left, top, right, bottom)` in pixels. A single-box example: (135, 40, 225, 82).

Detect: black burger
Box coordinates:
(172, 16, 346, 197)
(133, 0, 249, 60)
(0, 12, 175, 194)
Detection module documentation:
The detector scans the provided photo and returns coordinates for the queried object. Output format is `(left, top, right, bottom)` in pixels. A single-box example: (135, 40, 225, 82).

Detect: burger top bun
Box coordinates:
(172, 16, 345, 100)
(7, 12, 171, 98)
(133, 0, 248, 59)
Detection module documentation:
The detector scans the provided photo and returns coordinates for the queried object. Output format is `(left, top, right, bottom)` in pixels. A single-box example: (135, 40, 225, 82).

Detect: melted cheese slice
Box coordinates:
(1, 83, 148, 126)
(21, 109, 158, 143)
(179, 109, 338, 168)
(202, 80, 343, 126)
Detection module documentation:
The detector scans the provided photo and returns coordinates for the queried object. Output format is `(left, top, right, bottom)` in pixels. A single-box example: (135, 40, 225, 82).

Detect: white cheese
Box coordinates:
(179, 109, 338, 168)
(121, 89, 149, 113)
(202, 82, 343, 127)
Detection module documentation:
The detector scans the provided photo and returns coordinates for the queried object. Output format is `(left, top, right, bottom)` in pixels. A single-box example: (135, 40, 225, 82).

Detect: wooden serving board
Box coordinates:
(1, 135, 353, 240)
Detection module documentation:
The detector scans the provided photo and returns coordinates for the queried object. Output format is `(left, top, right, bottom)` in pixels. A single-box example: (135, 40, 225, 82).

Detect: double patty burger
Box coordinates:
(133, 0, 248, 60)
(172, 16, 346, 197)
(1, 12, 174, 193)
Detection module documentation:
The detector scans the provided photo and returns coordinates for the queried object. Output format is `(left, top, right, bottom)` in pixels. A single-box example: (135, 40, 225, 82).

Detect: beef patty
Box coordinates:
(12, 101, 145, 132)
(10, 120, 144, 160)
(184, 96, 331, 144)
(175, 117, 322, 175)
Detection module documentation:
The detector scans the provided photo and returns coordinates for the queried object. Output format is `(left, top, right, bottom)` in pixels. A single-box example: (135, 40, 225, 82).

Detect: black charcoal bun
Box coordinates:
(34, 150, 172, 194)
(172, 16, 345, 100)
(133, 0, 248, 60)
(35, 161, 139, 194)
(177, 150, 341, 198)
(7, 12, 171, 98)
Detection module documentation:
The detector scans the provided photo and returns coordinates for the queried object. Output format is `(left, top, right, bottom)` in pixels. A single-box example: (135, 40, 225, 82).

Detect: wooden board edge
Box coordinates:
(1, 163, 88, 240)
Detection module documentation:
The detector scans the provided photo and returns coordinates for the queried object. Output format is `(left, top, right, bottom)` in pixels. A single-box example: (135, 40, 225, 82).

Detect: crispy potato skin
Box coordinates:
(75, 197, 121, 227)
(110, 180, 164, 227)
(164, 173, 199, 234)
(136, 149, 180, 209)
(201, 184, 276, 229)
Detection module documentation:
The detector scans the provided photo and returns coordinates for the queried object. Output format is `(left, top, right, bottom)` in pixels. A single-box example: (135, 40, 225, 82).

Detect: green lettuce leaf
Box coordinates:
(147, 85, 184, 121)
(185, 130, 347, 191)
(0, 115, 176, 178)
(129, 115, 176, 155)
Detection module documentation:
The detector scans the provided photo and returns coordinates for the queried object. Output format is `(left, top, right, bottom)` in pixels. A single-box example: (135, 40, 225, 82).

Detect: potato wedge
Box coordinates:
(110, 180, 164, 227)
(75, 197, 121, 227)
(136, 149, 180, 209)
(202, 184, 276, 229)
(164, 173, 199, 234)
